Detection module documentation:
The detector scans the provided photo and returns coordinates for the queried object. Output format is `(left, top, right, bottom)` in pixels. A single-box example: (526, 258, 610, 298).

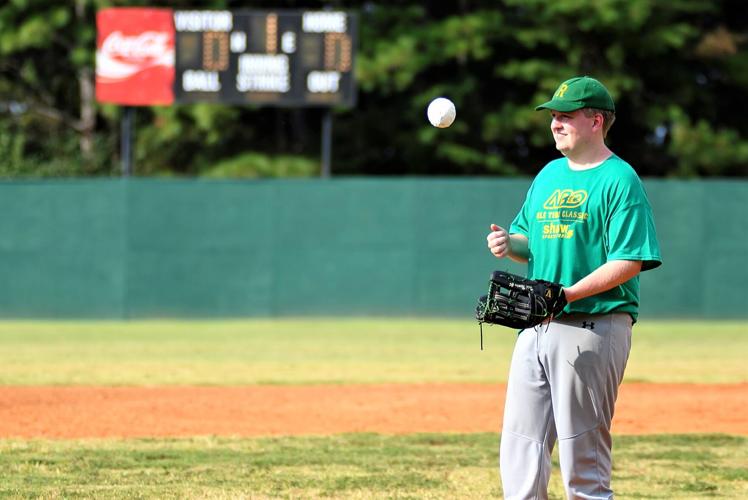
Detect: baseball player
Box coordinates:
(486, 76, 661, 499)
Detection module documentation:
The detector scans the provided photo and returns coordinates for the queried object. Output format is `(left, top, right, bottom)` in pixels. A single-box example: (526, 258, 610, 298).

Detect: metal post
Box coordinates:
(121, 106, 135, 177)
(321, 109, 332, 178)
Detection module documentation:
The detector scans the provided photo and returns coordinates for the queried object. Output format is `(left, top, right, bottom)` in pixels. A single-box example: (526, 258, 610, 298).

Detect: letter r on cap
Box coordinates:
(556, 84, 568, 98)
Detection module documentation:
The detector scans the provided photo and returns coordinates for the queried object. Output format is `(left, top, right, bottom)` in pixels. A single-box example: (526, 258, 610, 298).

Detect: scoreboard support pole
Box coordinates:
(321, 109, 333, 178)
(120, 106, 135, 177)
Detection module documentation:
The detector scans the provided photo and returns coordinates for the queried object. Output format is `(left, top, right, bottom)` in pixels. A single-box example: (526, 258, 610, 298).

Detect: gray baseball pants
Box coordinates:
(499, 313, 632, 499)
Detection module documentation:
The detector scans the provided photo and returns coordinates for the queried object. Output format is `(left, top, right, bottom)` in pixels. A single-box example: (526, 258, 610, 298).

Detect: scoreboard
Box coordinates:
(173, 10, 357, 107)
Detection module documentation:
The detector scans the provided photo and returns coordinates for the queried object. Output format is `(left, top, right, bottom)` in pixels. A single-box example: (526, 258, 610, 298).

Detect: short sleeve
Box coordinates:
(509, 183, 533, 237)
(607, 183, 662, 271)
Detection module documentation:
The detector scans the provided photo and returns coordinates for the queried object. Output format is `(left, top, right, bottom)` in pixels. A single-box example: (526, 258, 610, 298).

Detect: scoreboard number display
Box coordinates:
(174, 10, 357, 107)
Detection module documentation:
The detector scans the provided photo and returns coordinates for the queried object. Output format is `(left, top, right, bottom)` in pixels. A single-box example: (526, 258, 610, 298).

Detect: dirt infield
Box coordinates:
(0, 383, 745, 439)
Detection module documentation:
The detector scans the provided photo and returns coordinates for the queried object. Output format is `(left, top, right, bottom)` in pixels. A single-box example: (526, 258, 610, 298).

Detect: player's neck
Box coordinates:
(565, 142, 613, 171)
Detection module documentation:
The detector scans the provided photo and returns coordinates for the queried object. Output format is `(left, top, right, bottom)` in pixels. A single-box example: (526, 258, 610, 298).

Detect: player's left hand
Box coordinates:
(476, 271, 567, 329)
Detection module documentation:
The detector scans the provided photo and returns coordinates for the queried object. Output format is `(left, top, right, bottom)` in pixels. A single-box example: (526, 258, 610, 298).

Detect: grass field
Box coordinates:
(0, 319, 745, 385)
(0, 319, 746, 498)
(1, 434, 746, 499)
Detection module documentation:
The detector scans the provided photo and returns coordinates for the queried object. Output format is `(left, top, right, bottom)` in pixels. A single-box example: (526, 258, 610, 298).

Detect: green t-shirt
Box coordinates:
(509, 154, 661, 320)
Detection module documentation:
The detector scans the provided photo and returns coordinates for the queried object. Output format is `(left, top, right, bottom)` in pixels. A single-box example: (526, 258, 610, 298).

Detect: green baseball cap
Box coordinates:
(535, 76, 615, 113)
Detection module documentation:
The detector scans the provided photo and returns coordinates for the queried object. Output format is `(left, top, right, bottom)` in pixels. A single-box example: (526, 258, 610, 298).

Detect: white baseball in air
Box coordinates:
(427, 97, 456, 128)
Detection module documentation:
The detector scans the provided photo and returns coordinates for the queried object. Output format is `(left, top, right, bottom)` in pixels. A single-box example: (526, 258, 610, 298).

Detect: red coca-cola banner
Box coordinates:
(96, 8, 175, 105)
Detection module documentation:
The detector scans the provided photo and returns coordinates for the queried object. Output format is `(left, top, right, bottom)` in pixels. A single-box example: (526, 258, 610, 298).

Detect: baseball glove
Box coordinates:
(475, 271, 567, 349)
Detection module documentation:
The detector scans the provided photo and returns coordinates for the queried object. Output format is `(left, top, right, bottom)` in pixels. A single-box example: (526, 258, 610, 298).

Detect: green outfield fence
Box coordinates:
(0, 178, 744, 319)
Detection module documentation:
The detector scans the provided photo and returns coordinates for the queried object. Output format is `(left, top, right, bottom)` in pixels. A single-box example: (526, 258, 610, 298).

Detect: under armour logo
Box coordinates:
(582, 321, 595, 329)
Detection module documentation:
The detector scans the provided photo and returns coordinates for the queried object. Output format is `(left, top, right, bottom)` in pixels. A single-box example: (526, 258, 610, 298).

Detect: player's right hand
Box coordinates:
(487, 224, 510, 258)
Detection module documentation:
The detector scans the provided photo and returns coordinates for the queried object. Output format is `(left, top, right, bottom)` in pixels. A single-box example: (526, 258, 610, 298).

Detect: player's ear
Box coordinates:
(593, 112, 604, 132)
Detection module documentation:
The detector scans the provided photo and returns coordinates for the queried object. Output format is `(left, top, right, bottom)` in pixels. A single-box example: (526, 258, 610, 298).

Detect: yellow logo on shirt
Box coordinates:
(536, 189, 588, 239)
(542, 223, 575, 239)
(543, 189, 588, 210)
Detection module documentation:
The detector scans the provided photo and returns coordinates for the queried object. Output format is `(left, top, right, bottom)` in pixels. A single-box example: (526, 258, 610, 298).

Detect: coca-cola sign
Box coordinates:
(96, 8, 175, 105)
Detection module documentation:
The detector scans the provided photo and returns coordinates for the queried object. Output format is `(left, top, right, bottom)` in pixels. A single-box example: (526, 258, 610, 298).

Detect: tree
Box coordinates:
(1, 0, 747, 178)
(0, 0, 109, 176)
